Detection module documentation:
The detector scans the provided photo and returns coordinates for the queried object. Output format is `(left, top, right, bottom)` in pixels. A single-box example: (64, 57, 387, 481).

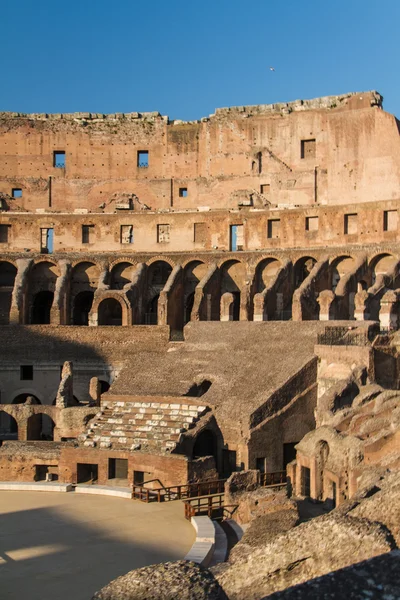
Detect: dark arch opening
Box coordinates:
(99, 380, 110, 394)
(0, 262, 17, 325)
(27, 413, 55, 441)
(193, 429, 217, 459)
(72, 291, 94, 325)
(98, 298, 123, 326)
(31, 291, 54, 324)
(294, 257, 317, 288)
(0, 412, 18, 438)
(184, 380, 212, 397)
(231, 292, 240, 321)
(13, 394, 41, 405)
(145, 294, 159, 325)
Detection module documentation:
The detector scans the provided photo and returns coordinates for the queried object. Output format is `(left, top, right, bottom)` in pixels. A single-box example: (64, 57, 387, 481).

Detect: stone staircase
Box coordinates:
(79, 397, 209, 453)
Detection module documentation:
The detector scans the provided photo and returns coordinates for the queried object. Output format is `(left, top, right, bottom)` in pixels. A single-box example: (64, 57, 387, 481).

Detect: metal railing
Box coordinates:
(133, 478, 227, 503)
(259, 470, 287, 486)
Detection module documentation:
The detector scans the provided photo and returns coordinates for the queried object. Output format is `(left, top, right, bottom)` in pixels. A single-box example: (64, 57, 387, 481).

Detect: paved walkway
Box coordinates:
(0, 491, 195, 600)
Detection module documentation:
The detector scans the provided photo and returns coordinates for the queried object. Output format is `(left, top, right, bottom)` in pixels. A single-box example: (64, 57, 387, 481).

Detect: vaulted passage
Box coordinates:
(193, 429, 217, 459)
(98, 298, 123, 326)
(72, 291, 94, 325)
(31, 291, 54, 324)
(27, 414, 55, 441)
(0, 261, 17, 324)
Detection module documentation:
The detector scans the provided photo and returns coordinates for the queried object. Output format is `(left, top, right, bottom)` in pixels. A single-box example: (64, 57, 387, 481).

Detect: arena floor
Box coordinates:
(0, 491, 195, 600)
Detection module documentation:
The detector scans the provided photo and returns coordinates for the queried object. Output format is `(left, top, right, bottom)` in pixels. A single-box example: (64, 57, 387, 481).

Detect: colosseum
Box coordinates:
(0, 90, 399, 599)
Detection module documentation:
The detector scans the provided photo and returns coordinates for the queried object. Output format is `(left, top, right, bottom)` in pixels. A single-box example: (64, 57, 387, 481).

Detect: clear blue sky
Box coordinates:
(1, 0, 399, 120)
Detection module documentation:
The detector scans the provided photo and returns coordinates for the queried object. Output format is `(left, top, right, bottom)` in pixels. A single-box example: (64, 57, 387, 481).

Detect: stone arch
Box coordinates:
(27, 413, 55, 441)
(254, 257, 282, 293)
(329, 256, 355, 292)
(0, 408, 18, 439)
(294, 256, 317, 288)
(220, 259, 246, 321)
(183, 261, 207, 324)
(193, 429, 217, 460)
(27, 261, 60, 324)
(145, 260, 173, 325)
(70, 262, 100, 324)
(110, 262, 137, 290)
(72, 291, 94, 326)
(98, 297, 123, 326)
(13, 393, 41, 405)
(0, 261, 17, 324)
(369, 253, 398, 286)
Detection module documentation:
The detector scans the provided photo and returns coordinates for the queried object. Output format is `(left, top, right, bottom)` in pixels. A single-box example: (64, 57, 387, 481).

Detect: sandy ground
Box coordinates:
(0, 491, 195, 600)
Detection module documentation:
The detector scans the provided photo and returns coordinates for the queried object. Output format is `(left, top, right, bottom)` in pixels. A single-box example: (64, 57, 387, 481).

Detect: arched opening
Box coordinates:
(145, 294, 159, 325)
(27, 413, 55, 441)
(370, 254, 397, 287)
(145, 261, 172, 325)
(184, 380, 212, 397)
(98, 298, 123, 326)
(0, 411, 18, 439)
(72, 291, 94, 325)
(110, 262, 136, 290)
(220, 260, 245, 321)
(193, 429, 217, 460)
(0, 261, 17, 325)
(330, 256, 354, 292)
(31, 291, 54, 324)
(254, 258, 281, 293)
(70, 262, 100, 324)
(183, 261, 207, 324)
(294, 257, 317, 288)
(13, 394, 41, 405)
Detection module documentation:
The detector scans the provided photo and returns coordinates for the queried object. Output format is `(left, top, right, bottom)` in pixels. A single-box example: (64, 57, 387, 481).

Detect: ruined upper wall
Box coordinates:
(0, 90, 398, 215)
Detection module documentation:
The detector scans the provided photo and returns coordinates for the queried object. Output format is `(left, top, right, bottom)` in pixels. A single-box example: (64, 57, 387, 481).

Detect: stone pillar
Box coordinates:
(89, 377, 101, 407)
(56, 361, 74, 408)
(51, 260, 71, 325)
(9, 258, 32, 324)
(354, 290, 370, 321)
(253, 292, 265, 321)
(379, 290, 399, 329)
(317, 290, 335, 321)
(220, 292, 235, 321)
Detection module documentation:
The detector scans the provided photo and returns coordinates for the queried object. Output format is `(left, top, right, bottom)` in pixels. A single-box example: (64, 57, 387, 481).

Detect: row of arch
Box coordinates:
(0, 252, 397, 325)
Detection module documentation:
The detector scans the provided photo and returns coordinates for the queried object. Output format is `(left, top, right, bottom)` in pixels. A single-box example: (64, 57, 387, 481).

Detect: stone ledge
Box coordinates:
(184, 516, 216, 567)
(0, 481, 73, 492)
(74, 484, 133, 499)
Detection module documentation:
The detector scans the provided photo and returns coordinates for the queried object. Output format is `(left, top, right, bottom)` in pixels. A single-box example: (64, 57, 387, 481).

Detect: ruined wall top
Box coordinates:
(0, 91, 383, 125)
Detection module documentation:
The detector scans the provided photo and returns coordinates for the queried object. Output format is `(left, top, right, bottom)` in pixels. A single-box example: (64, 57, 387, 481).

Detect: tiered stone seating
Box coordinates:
(79, 397, 209, 453)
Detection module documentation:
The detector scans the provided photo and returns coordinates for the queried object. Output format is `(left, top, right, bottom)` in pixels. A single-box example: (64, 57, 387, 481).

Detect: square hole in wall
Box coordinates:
(344, 213, 358, 235)
(20, 365, 33, 380)
(179, 188, 188, 198)
(82, 224, 94, 244)
(12, 188, 22, 198)
(267, 219, 280, 239)
(305, 216, 319, 231)
(194, 222, 206, 244)
(383, 209, 398, 232)
(53, 151, 66, 168)
(260, 184, 270, 195)
(121, 224, 134, 244)
(301, 139, 316, 159)
(157, 224, 170, 243)
(137, 151, 149, 168)
(0, 224, 10, 243)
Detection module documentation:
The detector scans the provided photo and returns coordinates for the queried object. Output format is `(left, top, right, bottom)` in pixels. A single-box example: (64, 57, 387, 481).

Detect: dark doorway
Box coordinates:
(72, 291, 94, 325)
(184, 292, 195, 325)
(27, 414, 55, 441)
(301, 466, 311, 497)
(98, 299, 123, 326)
(231, 292, 240, 321)
(109, 458, 128, 480)
(145, 295, 159, 325)
(35, 465, 58, 481)
(193, 430, 216, 459)
(99, 380, 110, 394)
(77, 463, 98, 483)
(222, 449, 237, 478)
(31, 291, 54, 324)
(283, 442, 298, 469)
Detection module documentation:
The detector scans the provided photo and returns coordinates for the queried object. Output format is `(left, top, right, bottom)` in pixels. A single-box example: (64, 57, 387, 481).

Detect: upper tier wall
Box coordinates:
(1, 91, 399, 214)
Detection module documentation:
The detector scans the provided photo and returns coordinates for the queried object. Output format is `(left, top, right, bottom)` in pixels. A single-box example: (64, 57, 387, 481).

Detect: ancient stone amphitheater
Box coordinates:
(0, 90, 399, 598)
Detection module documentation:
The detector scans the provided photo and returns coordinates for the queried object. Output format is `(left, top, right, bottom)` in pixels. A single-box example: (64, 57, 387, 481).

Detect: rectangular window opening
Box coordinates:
(301, 139, 316, 159)
(260, 184, 270, 195)
(121, 225, 134, 244)
(344, 213, 358, 235)
(12, 188, 22, 198)
(384, 210, 398, 232)
(305, 216, 319, 231)
(267, 219, 281, 239)
(40, 228, 54, 254)
(256, 457, 266, 473)
(20, 365, 33, 380)
(108, 458, 128, 480)
(53, 151, 66, 168)
(0, 224, 10, 244)
(179, 187, 188, 198)
(157, 224, 170, 243)
(137, 150, 149, 168)
(82, 224, 94, 244)
(230, 224, 244, 251)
